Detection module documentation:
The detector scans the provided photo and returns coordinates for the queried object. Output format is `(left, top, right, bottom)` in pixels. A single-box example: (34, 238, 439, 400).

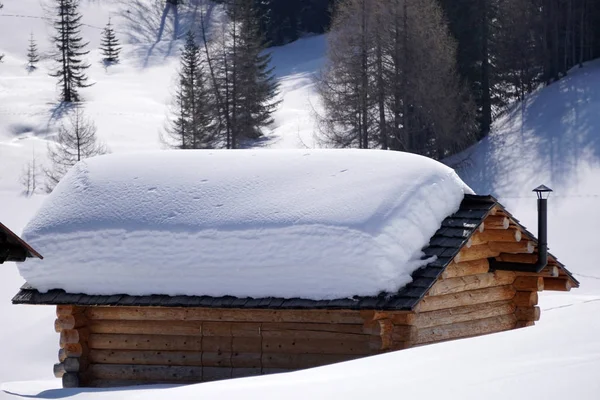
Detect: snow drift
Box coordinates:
(20, 149, 471, 298)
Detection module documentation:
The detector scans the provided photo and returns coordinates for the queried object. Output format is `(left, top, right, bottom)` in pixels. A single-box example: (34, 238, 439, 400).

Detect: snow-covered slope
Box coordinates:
(1, 0, 600, 398)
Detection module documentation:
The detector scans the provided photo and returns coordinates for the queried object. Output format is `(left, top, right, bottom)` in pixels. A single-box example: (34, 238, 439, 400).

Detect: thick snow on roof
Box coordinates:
(20, 150, 472, 298)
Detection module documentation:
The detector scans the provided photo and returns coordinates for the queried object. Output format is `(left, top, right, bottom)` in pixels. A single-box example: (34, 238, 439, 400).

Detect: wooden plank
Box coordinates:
(363, 311, 415, 326)
(513, 276, 544, 291)
(484, 216, 510, 229)
(88, 364, 203, 381)
(496, 253, 538, 264)
(89, 349, 204, 366)
(416, 285, 517, 313)
(515, 266, 559, 278)
(391, 325, 418, 342)
(261, 353, 359, 369)
(543, 278, 572, 291)
(470, 229, 522, 246)
(86, 307, 367, 324)
(515, 306, 541, 321)
(416, 314, 517, 344)
(88, 334, 204, 351)
(260, 329, 376, 341)
(442, 259, 489, 279)
(262, 322, 369, 335)
(89, 320, 203, 336)
(515, 321, 535, 329)
(488, 241, 534, 254)
(428, 271, 516, 296)
(201, 336, 262, 353)
(261, 337, 381, 355)
(513, 291, 538, 307)
(453, 244, 500, 263)
(413, 300, 516, 329)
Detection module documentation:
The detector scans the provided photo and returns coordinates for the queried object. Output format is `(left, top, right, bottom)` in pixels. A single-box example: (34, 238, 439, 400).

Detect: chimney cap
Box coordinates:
(533, 184, 553, 199)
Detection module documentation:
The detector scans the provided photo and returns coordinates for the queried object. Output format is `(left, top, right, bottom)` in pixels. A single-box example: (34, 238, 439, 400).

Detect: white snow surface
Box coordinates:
(2, 0, 600, 398)
(20, 149, 471, 298)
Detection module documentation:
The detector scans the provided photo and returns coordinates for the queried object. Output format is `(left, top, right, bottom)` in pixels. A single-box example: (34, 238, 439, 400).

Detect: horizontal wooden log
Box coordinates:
(55, 314, 88, 332)
(60, 329, 89, 347)
(428, 271, 516, 296)
(364, 311, 415, 326)
(413, 300, 516, 329)
(87, 364, 288, 383)
(515, 306, 541, 322)
(88, 349, 266, 369)
(513, 276, 544, 291)
(513, 291, 538, 307)
(484, 216, 510, 230)
(515, 321, 535, 329)
(391, 325, 418, 342)
(442, 259, 490, 279)
(262, 353, 359, 369)
(57, 305, 85, 317)
(496, 253, 538, 264)
(53, 363, 66, 378)
(88, 364, 203, 381)
(515, 266, 560, 278)
(416, 285, 517, 313)
(453, 244, 500, 263)
(469, 229, 522, 246)
(89, 320, 204, 337)
(88, 334, 204, 351)
(262, 337, 381, 355)
(62, 372, 79, 388)
(86, 307, 367, 325)
(260, 329, 376, 342)
(87, 379, 180, 388)
(416, 314, 517, 344)
(488, 241, 535, 254)
(543, 278, 572, 292)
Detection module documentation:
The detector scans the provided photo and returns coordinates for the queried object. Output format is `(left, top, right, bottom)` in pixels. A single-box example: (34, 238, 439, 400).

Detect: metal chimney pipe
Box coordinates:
(487, 185, 552, 274)
(535, 195, 549, 273)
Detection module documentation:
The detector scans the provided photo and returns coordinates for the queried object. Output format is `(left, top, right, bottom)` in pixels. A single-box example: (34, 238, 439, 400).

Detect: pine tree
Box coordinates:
(163, 31, 215, 149)
(49, 0, 92, 102)
(27, 33, 40, 71)
(214, 0, 280, 148)
(45, 107, 108, 191)
(100, 18, 121, 64)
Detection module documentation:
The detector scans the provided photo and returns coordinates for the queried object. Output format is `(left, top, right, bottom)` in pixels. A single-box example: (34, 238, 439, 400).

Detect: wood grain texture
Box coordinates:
(417, 285, 517, 313)
(428, 272, 516, 296)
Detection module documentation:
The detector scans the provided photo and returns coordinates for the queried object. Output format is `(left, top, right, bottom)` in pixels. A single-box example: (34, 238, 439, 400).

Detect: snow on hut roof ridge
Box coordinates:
(19, 149, 473, 300)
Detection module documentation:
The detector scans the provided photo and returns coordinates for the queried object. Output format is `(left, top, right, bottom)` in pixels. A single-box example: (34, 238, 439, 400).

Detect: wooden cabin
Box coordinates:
(12, 194, 578, 388)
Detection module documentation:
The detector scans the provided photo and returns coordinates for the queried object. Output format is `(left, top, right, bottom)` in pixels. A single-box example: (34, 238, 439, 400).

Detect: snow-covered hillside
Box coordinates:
(1, 0, 600, 399)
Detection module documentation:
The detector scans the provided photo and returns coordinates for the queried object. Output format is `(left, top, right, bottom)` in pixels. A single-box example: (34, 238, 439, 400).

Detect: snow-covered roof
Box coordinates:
(19, 150, 472, 299)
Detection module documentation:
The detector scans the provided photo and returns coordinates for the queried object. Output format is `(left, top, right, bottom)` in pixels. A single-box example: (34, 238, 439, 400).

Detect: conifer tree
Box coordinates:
(45, 107, 107, 192)
(213, 0, 280, 148)
(100, 18, 121, 64)
(49, 0, 92, 102)
(163, 31, 215, 149)
(27, 33, 40, 71)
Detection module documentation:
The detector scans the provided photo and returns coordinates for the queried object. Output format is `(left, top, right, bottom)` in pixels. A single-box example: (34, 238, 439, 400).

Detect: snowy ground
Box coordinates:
(1, 0, 600, 399)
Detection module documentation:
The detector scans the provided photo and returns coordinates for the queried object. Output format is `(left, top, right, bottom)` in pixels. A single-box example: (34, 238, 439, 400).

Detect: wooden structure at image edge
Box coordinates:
(11, 195, 579, 388)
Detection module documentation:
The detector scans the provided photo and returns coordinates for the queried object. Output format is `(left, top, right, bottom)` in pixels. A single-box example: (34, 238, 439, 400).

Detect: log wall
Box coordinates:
(50, 210, 570, 388)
